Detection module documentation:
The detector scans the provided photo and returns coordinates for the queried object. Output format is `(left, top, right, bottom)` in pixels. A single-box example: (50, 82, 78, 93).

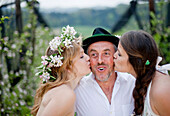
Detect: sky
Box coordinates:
(37, 0, 131, 9)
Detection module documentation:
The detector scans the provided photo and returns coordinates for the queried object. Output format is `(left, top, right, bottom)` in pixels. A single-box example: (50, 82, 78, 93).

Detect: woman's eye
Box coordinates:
(118, 53, 121, 56)
(80, 55, 84, 59)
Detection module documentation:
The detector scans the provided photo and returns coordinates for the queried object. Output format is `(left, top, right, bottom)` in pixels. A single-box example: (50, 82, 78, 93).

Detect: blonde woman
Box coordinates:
(31, 25, 91, 116)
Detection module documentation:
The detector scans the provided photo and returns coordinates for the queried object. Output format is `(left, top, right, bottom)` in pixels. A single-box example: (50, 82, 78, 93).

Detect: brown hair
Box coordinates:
(120, 30, 158, 115)
(31, 40, 81, 116)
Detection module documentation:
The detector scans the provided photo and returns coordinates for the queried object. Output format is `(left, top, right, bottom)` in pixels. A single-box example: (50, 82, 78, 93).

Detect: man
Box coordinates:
(75, 27, 135, 116)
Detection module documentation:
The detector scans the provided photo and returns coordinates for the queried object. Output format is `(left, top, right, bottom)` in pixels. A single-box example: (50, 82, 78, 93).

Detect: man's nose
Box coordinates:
(98, 55, 103, 64)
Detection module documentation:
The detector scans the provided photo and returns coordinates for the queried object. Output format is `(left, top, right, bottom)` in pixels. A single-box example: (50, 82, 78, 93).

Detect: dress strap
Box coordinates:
(156, 56, 170, 75)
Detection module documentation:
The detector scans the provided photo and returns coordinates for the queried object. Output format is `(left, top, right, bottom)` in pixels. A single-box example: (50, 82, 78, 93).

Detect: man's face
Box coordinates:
(88, 41, 115, 82)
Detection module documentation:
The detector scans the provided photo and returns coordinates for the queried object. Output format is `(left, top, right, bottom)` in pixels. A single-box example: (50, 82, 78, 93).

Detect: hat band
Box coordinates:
(91, 33, 113, 37)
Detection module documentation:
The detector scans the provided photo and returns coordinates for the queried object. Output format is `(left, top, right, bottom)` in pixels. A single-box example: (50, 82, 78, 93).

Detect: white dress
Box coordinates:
(142, 82, 159, 116)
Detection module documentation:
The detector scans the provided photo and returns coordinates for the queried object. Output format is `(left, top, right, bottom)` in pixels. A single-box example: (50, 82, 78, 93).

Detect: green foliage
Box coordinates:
(0, 16, 9, 24)
(0, 4, 54, 115)
(150, 1, 170, 64)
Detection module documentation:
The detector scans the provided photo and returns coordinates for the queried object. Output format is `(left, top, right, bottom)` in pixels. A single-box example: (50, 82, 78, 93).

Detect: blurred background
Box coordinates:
(0, 0, 169, 115)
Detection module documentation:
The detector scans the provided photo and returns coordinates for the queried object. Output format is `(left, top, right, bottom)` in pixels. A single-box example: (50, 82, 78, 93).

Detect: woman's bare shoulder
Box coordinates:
(152, 71, 170, 91)
(46, 84, 76, 101)
(40, 84, 76, 116)
(150, 72, 170, 115)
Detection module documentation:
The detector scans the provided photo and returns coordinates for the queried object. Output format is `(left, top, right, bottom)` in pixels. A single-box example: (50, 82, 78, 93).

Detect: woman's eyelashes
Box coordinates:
(80, 55, 84, 59)
(118, 52, 121, 56)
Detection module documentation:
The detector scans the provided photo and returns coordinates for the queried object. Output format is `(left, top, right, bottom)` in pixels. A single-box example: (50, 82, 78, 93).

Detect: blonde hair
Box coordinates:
(31, 39, 82, 116)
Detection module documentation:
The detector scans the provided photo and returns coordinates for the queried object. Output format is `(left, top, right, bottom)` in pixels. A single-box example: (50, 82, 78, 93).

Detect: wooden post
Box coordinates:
(15, 0, 23, 34)
(0, 8, 5, 116)
(149, 0, 155, 34)
(166, 0, 170, 27)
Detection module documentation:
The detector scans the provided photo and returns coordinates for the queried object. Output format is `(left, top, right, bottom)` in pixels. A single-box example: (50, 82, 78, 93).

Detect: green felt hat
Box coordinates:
(83, 27, 119, 53)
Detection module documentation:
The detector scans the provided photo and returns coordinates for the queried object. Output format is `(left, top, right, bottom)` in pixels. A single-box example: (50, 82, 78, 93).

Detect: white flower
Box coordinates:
(41, 60, 48, 66)
(50, 55, 63, 67)
(4, 74, 8, 79)
(1, 81, 4, 86)
(15, 103, 18, 107)
(50, 55, 63, 64)
(49, 37, 61, 51)
(69, 27, 77, 36)
(41, 56, 49, 66)
(12, 92, 17, 96)
(63, 38, 72, 48)
(19, 101, 25, 106)
(115, 35, 121, 39)
(10, 70, 14, 74)
(48, 62, 54, 68)
(62, 25, 76, 38)
(4, 37, 9, 42)
(14, 31, 18, 35)
(27, 23, 31, 28)
(42, 72, 50, 82)
(4, 47, 8, 51)
(7, 51, 12, 57)
(22, 70, 27, 75)
(1, 108, 4, 112)
(41, 56, 48, 60)
(15, 72, 19, 76)
(57, 60, 63, 67)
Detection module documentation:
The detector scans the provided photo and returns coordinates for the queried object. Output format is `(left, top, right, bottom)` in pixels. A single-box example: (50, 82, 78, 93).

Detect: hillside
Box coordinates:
(40, 4, 139, 30)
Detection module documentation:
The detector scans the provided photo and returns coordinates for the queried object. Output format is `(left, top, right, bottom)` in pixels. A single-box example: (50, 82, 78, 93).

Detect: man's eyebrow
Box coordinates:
(89, 48, 111, 53)
(89, 49, 97, 53)
(104, 49, 111, 52)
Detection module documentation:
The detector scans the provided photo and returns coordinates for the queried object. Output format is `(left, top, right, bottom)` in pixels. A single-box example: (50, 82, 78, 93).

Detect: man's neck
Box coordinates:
(96, 72, 117, 104)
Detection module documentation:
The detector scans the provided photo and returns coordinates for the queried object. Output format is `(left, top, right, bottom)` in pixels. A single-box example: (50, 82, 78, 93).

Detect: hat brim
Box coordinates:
(83, 34, 119, 53)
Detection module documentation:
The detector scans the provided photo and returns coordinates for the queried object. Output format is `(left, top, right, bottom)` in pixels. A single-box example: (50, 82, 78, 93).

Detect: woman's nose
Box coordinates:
(85, 54, 90, 61)
(113, 53, 117, 59)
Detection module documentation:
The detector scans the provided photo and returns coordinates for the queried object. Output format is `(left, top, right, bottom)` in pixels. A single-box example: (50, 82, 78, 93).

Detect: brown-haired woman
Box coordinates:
(114, 30, 170, 116)
(31, 26, 91, 116)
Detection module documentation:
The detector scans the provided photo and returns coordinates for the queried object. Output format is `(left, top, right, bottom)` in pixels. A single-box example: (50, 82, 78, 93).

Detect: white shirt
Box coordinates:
(75, 72, 136, 116)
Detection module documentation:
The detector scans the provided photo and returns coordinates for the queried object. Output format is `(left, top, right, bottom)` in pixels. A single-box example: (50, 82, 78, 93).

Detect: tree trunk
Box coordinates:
(15, 0, 23, 34)
(149, 0, 155, 34)
(0, 8, 5, 116)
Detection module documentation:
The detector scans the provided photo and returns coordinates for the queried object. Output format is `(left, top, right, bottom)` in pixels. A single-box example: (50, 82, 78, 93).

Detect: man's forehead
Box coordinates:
(89, 41, 114, 48)
(88, 41, 115, 53)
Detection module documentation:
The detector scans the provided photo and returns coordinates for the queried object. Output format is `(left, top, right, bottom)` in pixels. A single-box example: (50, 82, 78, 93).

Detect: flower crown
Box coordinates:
(35, 25, 80, 83)
(115, 35, 121, 39)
